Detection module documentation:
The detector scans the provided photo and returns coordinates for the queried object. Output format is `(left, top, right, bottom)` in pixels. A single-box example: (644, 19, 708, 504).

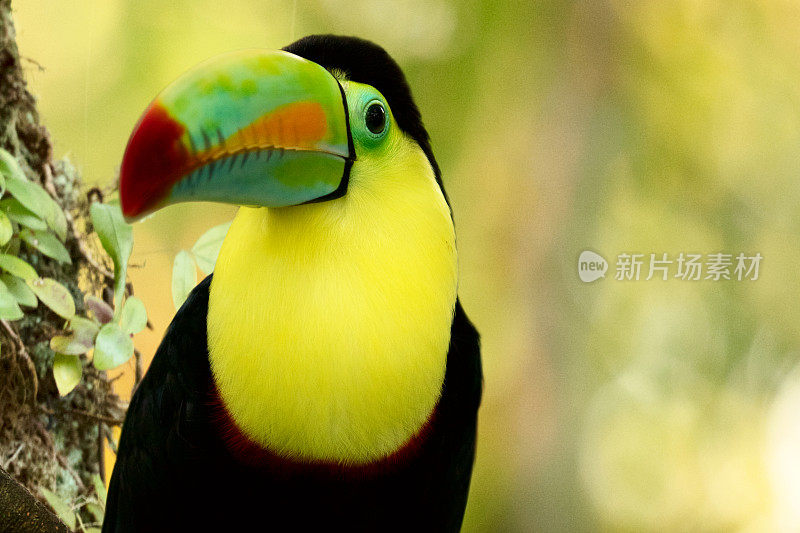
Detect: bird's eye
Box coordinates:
(364, 101, 387, 135)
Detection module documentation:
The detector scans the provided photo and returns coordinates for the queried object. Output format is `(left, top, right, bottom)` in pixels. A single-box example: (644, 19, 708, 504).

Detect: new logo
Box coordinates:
(578, 250, 608, 282)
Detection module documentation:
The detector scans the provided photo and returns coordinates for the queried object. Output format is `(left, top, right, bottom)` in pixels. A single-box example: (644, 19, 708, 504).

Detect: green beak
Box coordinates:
(119, 49, 353, 221)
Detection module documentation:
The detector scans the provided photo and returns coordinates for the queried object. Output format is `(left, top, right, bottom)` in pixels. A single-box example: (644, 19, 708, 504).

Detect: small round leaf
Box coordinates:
(120, 296, 147, 335)
(85, 294, 113, 324)
(53, 352, 82, 396)
(172, 251, 196, 311)
(93, 322, 134, 371)
(50, 317, 99, 355)
(20, 228, 72, 264)
(0, 279, 23, 320)
(0, 274, 37, 307)
(0, 253, 38, 281)
(0, 211, 11, 246)
(191, 222, 231, 275)
(0, 198, 48, 231)
(26, 277, 76, 319)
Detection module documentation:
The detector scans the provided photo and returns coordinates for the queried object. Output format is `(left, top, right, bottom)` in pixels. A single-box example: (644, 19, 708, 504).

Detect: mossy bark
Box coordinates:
(0, 1, 124, 530)
(0, 466, 69, 533)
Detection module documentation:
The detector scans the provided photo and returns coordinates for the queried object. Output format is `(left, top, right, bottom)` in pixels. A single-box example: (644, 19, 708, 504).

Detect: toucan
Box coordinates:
(102, 35, 482, 532)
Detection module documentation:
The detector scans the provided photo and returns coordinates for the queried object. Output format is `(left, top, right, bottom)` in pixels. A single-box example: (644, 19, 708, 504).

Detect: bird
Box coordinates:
(103, 35, 482, 533)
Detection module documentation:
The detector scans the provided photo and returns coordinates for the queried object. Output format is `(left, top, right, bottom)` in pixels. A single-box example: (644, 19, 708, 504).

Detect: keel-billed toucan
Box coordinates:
(103, 35, 482, 532)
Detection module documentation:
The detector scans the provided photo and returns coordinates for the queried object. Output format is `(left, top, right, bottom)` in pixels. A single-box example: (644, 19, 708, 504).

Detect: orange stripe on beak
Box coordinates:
(191, 101, 329, 167)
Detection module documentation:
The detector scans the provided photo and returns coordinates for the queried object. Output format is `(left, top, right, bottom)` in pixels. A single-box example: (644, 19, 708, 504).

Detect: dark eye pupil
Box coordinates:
(365, 103, 386, 134)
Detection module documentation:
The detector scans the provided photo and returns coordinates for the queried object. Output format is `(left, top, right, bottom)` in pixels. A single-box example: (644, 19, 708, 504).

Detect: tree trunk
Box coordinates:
(0, 466, 69, 533)
(0, 0, 124, 530)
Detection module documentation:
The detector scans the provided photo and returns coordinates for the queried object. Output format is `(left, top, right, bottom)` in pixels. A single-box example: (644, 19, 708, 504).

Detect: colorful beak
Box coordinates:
(119, 49, 353, 221)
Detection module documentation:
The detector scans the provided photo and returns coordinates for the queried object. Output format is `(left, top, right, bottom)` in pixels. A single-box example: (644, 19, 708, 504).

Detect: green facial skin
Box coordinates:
(343, 81, 393, 153)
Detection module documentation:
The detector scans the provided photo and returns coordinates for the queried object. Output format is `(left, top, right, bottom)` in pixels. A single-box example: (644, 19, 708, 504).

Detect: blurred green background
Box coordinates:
(13, 0, 800, 530)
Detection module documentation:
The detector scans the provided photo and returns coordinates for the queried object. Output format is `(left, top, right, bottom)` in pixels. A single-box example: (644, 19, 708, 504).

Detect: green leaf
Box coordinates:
(0, 273, 37, 307)
(86, 501, 104, 523)
(0, 148, 26, 181)
(92, 474, 107, 507)
(172, 251, 196, 311)
(93, 322, 134, 370)
(0, 198, 48, 231)
(0, 211, 11, 246)
(119, 296, 147, 335)
(90, 202, 132, 315)
(52, 352, 82, 396)
(20, 228, 71, 264)
(50, 317, 99, 355)
(191, 222, 232, 275)
(26, 277, 75, 319)
(0, 171, 5, 197)
(4, 176, 57, 231)
(39, 487, 77, 530)
(0, 253, 37, 281)
(0, 279, 23, 320)
(0, 149, 67, 241)
(85, 294, 113, 324)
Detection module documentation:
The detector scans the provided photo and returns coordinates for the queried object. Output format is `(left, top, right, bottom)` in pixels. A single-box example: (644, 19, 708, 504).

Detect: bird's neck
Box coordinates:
(207, 144, 457, 464)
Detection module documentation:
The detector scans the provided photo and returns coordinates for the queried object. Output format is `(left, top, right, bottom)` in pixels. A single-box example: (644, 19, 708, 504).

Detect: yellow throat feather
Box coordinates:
(207, 129, 457, 464)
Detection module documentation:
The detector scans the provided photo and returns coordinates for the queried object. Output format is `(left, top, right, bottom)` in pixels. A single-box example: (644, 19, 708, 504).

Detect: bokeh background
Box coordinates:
(12, 0, 800, 530)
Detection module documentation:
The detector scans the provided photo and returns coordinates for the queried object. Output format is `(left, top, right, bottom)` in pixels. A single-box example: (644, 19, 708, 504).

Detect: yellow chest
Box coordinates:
(207, 146, 457, 464)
